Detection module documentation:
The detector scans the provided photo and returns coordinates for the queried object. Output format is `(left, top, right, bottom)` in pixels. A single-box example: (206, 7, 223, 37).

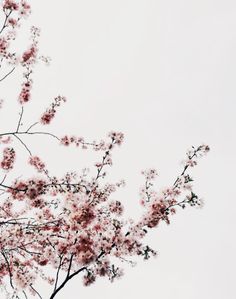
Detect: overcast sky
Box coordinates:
(1, 0, 236, 298)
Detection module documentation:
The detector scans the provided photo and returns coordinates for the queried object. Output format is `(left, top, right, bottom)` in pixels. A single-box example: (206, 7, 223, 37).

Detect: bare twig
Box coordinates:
(30, 285, 43, 299)
(16, 107, 24, 133)
(0, 67, 15, 82)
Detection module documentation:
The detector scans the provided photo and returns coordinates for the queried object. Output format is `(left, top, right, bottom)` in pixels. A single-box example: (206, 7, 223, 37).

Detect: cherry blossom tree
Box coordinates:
(0, 1, 210, 298)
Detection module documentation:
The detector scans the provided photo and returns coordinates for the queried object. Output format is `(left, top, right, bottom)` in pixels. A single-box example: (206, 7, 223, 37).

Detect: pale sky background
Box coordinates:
(1, 0, 236, 298)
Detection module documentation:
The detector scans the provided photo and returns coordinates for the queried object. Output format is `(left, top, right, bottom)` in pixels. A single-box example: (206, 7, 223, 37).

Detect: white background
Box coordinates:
(1, 0, 236, 298)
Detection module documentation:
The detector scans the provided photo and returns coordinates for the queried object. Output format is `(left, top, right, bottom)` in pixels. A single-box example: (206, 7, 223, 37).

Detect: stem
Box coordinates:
(0, 67, 15, 82)
(54, 256, 63, 292)
(0, 10, 12, 35)
(0, 131, 60, 141)
(49, 267, 86, 299)
(16, 107, 24, 132)
(1, 251, 14, 289)
(30, 285, 43, 299)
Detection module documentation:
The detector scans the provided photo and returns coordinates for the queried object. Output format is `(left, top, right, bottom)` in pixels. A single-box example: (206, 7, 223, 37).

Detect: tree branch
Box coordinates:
(49, 266, 87, 299)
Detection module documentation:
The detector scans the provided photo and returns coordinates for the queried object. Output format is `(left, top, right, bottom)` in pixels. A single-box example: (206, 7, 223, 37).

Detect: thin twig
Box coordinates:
(49, 267, 87, 299)
(54, 256, 63, 292)
(13, 134, 32, 156)
(30, 285, 43, 299)
(0, 10, 12, 34)
(26, 122, 39, 133)
(1, 251, 14, 289)
(0, 67, 15, 82)
(16, 107, 24, 133)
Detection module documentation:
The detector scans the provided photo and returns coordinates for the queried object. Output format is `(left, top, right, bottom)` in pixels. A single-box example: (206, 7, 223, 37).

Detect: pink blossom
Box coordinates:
(22, 45, 37, 64)
(60, 135, 70, 146)
(108, 200, 124, 216)
(19, 0, 31, 17)
(40, 109, 55, 125)
(40, 96, 66, 125)
(3, 0, 19, 11)
(0, 2, 210, 298)
(0, 38, 8, 55)
(0, 147, 15, 170)
(29, 156, 45, 172)
(7, 17, 18, 27)
(18, 81, 32, 104)
(0, 136, 12, 144)
(108, 131, 124, 145)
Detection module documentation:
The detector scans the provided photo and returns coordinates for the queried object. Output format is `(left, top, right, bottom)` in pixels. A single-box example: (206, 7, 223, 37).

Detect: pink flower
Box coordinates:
(7, 18, 18, 27)
(108, 131, 124, 145)
(0, 147, 15, 170)
(60, 135, 70, 146)
(0, 1, 210, 296)
(0, 38, 8, 55)
(3, 0, 19, 11)
(29, 156, 45, 172)
(22, 45, 37, 64)
(19, 1, 31, 17)
(40, 96, 66, 125)
(40, 109, 55, 125)
(109, 200, 124, 216)
(18, 81, 32, 104)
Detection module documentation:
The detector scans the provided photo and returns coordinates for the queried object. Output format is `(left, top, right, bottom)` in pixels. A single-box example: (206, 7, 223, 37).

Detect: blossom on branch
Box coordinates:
(40, 96, 66, 125)
(0, 1, 210, 299)
(0, 147, 15, 170)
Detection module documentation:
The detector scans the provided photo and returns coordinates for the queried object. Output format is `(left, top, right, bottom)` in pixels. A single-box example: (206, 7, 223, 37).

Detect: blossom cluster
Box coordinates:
(0, 0, 31, 63)
(40, 96, 66, 125)
(3, 0, 31, 17)
(18, 26, 40, 104)
(0, 1, 210, 299)
(29, 156, 45, 173)
(0, 133, 209, 298)
(0, 1, 46, 105)
(60, 131, 124, 152)
(0, 147, 15, 170)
